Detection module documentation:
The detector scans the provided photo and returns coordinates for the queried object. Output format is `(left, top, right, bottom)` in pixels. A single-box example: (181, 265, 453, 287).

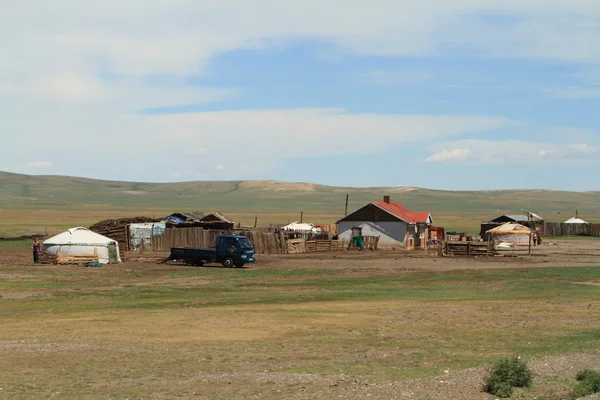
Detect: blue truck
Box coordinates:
(166, 234, 256, 268)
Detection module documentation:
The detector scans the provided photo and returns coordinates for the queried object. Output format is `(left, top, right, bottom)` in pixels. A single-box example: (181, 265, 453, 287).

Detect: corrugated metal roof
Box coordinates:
(372, 201, 431, 224)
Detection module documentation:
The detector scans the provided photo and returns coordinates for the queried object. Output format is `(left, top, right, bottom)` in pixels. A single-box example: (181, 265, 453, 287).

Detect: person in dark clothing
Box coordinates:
(32, 238, 41, 264)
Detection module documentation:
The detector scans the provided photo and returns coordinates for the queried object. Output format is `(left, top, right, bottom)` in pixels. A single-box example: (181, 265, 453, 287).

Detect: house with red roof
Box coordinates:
(336, 196, 432, 249)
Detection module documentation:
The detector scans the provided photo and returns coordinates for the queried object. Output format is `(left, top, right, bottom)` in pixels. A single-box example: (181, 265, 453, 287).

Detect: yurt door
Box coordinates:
(108, 243, 118, 264)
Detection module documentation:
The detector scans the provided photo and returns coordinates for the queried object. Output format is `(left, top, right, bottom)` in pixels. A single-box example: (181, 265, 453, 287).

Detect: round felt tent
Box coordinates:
(486, 222, 532, 249)
(43, 227, 121, 264)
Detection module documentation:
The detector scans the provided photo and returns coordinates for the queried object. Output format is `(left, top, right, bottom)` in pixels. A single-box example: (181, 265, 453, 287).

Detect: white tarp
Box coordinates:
(564, 217, 588, 224)
(282, 222, 321, 234)
(129, 221, 166, 250)
(43, 227, 121, 264)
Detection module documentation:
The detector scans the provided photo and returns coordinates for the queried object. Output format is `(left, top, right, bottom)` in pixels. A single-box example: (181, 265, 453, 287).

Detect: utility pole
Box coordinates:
(300, 211, 304, 223)
(344, 194, 349, 216)
(528, 212, 532, 256)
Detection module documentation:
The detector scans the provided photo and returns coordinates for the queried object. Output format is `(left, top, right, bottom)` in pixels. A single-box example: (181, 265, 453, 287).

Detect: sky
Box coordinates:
(1, 0, 600, 190)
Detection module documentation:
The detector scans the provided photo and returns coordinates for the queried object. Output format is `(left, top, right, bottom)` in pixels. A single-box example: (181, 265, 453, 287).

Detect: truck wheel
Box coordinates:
(222, 257, 234, 268)
(234, 262, 244, 268)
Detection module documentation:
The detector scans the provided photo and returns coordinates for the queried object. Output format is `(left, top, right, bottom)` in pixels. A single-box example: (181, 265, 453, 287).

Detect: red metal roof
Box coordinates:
(372, 201, 431, 223)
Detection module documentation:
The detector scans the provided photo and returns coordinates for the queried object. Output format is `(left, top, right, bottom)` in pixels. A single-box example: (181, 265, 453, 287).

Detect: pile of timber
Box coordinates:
(56, 249, 99, 265)
(40, 252, 57, 264)
(443, 241, 494, 257)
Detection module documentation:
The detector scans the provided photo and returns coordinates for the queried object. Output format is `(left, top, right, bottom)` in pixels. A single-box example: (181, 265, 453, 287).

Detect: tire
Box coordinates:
(222, 257, 234, 268)
(234, 262, 244, 268)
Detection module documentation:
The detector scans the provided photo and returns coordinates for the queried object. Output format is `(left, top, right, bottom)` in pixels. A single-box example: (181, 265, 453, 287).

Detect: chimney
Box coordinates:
(383, 195, 390, 204)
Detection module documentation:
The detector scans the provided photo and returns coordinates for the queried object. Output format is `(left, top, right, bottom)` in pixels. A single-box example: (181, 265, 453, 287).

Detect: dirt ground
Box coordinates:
(1, 239, 600, 400)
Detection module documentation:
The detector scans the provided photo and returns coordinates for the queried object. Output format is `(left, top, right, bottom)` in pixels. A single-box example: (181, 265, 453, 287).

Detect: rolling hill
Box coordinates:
(1, 171, 599, 235)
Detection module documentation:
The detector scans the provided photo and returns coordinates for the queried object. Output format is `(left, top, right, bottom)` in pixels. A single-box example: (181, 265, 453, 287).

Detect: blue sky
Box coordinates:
(1, 1, 600, 190)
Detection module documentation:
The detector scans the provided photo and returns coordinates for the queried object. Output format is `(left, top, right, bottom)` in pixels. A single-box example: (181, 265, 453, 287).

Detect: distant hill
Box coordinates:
(1, 171, 599, 219)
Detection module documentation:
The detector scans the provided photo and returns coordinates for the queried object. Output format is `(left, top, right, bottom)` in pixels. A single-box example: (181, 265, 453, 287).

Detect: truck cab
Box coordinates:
(215, 234, 256, 267)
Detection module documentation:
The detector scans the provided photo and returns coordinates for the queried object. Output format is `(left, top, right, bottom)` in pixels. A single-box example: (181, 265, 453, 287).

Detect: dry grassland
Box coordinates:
(1, 240, 600, 399)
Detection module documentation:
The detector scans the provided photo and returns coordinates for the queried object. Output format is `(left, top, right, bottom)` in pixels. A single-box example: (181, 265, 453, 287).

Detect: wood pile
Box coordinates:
(56, 249, 99, 265)
(443, 241, 494, 257)
(41, 252, 57, 264)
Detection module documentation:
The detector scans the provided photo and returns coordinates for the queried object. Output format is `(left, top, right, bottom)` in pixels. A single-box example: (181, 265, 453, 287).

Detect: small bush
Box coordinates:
(483, 356, 532, 398)
(572, 369, 600, 399)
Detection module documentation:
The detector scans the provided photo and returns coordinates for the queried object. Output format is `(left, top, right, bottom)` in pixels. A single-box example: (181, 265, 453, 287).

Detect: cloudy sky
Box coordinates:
(1, 1, 599, 190)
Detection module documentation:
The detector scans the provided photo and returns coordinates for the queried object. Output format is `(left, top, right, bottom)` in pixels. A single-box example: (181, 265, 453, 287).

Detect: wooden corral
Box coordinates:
(347, 235, 380, 250)
(305, 239, 346, 253)
(443, 241, 495, 257)
(287, 238, 347, 254)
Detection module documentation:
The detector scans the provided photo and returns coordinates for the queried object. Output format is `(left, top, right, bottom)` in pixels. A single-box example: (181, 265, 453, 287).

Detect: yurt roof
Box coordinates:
(43, 227, 117, 246)
(282, 222, 318, 231)
(564, 217, 588, 224)
(486, 222, 532, 234)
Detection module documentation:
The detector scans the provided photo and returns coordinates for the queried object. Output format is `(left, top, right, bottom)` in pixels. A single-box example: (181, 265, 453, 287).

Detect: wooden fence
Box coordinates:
(543, 222, 600, 237)
(287, 238, 346, 254)
(443, 241, 495, 257)
(150, 227, 350, 255)
(151, 227, 288, 255)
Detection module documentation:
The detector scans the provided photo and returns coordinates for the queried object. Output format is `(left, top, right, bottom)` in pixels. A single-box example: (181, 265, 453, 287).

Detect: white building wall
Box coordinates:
(337, 221, 408, 249)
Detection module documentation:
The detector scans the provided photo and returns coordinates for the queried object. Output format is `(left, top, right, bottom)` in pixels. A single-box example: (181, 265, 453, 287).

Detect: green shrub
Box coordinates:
(483, 356, 532, 398)
(571, 369, 600, 399)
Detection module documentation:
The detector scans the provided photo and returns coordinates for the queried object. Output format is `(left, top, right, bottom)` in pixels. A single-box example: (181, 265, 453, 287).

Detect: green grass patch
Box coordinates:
(572, 369, 600, 399)
(483, 356, 532, 398)
(0, 239, 31, 248)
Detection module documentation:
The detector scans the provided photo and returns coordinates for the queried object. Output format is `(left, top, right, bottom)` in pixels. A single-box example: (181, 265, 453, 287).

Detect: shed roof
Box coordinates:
(338, 199, 431, 224)
(371, 201, 432, 224)
(492, 214, 543, 223)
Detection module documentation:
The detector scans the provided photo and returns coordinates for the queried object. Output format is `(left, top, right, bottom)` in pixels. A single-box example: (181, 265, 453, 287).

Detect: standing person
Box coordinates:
(32, 238, 41, 264)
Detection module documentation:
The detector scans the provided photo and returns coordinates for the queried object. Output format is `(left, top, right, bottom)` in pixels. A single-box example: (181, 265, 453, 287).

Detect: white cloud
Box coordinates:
(24, 161, 53, 169)
(1, 104, 510, 179)
(2, 1, 600, 181)
(425, 148, 472, 163)
(425, 139, 600, 165)
(541, 86, 600, 100)
(2, 1, 600, 88)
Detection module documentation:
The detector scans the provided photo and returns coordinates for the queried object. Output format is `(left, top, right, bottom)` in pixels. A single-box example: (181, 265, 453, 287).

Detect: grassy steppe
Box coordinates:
(1, 261, 600, 399)
(2, 171, 600, 236)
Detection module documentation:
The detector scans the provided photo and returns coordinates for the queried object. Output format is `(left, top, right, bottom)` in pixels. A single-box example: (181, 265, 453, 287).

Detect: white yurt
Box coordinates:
(43, 227, 122, 264)
(281, 222, 321, 234)
(564, 217, 588, 224)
